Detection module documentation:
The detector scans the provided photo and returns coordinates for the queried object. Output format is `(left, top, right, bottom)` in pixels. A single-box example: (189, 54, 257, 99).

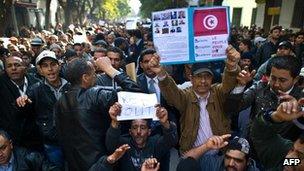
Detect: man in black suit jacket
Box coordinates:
(0, 56, 41, 150)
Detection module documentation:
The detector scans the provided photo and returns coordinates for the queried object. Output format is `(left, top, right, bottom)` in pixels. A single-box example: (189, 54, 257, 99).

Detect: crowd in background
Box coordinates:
(0, 22, 304, 171)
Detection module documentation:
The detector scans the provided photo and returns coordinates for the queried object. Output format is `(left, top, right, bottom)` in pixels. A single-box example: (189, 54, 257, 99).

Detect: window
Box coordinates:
(232, 8, 242, 27)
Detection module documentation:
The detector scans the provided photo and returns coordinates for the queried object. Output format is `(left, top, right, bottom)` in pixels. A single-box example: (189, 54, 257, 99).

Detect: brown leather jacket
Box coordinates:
(159, 67, 239, 152)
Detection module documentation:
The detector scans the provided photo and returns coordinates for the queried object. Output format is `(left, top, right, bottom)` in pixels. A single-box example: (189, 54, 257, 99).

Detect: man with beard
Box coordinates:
(105, 103, 177, 171)
(178, 135, 259, 171)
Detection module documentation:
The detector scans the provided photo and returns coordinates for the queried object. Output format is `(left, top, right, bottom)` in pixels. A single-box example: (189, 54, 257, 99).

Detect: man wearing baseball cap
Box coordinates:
(16, 50, 69, 169)
(147, 46, 241, 154)
(177, 135, 259, 171)
(30, 37, 44, 63)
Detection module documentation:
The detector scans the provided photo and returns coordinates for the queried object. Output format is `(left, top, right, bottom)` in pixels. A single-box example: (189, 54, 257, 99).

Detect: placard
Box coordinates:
(152, 6, 230, 64)
(117, 92, 158, 121)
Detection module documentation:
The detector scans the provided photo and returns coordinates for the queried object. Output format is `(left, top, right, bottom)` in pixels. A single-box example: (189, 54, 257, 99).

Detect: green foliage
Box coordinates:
(99, 0, 131, 20)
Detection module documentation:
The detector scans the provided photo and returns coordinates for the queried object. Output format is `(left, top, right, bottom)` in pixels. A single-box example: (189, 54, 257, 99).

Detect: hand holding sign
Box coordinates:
(117, 92, 158, 121)
(155, 105, 170, 129)
(109, 102, 122, 128)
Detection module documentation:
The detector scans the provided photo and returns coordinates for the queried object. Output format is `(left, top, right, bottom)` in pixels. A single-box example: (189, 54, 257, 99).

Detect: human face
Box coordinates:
(39, 58, 61, 86)
(277, 47, 291, 56)
(238, 42, 248, 52)
(190, 72, 213, 97)
(271, 29, 281, 40)
(224, 150, 247, 171)
(140, 54, 156, 78)
(129, 120, 151, 148)
(239, 59, 252, 69)
(21, 55, 31, 68)
(106, 35, 115, 45)
(51, 48, 62, 59)
(31, 45, 42, 55)
(269, 67, 298, 94)
(295, 35, 304, 45)
(93, 51, 106, 60)
(284, 139, 304, 171)
(5, 56, 26, 82)
(74, 45, 83, 57)
(0, 135, 13, 165)
(107, 51, 122, 70)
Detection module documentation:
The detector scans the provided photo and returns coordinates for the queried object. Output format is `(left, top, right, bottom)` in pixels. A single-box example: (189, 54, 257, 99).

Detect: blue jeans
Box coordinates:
(44, 144, 64, 168)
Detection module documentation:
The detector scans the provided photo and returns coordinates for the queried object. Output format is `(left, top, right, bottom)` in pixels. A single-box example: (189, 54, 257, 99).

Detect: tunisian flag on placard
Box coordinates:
(193, 7, 228, 36)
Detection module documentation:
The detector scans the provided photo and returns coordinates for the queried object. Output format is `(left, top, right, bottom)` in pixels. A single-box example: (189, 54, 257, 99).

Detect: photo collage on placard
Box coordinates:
(153, 9, 186, 35)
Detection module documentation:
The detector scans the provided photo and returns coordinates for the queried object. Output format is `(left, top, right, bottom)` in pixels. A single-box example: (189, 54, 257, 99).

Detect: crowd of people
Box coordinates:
(0, 22, 304, 171)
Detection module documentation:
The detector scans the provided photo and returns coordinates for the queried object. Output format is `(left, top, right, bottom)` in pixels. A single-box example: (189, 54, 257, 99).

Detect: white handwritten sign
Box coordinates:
(117, 92, 159, 121)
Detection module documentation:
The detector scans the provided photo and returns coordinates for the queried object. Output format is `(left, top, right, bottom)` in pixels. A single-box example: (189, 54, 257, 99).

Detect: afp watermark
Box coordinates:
(283, 158, 301, 166)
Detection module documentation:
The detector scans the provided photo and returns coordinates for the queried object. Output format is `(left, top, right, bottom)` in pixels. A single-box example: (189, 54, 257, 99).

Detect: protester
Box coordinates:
(106, 103, 178, 171)
(0, 55, 41, 150)
(179, 134, 259, 171)
(16, 50, 68, 168)
(146, 46, 241, 154)
(0, 129, 59, 171)
(55, 58, 141, 170)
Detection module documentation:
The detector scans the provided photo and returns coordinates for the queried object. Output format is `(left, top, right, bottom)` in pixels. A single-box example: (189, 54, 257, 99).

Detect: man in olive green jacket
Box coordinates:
(148, 46, 241, 153)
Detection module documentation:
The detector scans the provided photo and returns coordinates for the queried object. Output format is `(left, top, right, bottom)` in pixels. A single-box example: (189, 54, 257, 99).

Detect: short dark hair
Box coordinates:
(107, 46, 124, 59)
(139, 48, 156, 62)
(130, 119, 151, 129)
(94, 47, 107, 54)
(266, 55, 301, 78)
(270, 25, 282, 33)
(66, 59, 93, 85)
(240, 39, 252, 50)
(0, 129, 11, 141)
(295, 31, 304, 38)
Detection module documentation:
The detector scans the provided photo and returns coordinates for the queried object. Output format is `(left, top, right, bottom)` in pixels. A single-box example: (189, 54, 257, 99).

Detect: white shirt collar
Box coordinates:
(194, 91, 210, 101)
(11, 77, 28, 96)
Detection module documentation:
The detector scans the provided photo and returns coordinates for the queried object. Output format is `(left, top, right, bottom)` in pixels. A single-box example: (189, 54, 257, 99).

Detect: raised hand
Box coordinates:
(16, 95, 32, 107)
(109, 102, 122, 128)
(148, 54, 163, 75)
(226, 45, 240, 71)
(95, 57, 116, 77)
(155, 105, 169, 128)
(205, 134, 231, 150)
(107, 144, 130, 164)
(141, 158, 160, 171)
(237, 69, 256, 86)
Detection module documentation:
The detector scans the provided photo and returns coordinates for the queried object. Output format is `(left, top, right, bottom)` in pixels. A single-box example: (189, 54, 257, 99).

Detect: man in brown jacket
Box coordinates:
(148, 46, 241, 153)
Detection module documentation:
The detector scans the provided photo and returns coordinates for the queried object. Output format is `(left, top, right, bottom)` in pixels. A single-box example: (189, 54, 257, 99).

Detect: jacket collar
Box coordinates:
(190, 88, 214, 103)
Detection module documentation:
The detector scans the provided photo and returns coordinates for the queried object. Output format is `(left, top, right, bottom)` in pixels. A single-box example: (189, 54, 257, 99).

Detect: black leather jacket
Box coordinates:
(27, 78, 70, 145)
(9, 147, 59, 171)
(55, 73, 141, 171)
(225, 81, 303, 140)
